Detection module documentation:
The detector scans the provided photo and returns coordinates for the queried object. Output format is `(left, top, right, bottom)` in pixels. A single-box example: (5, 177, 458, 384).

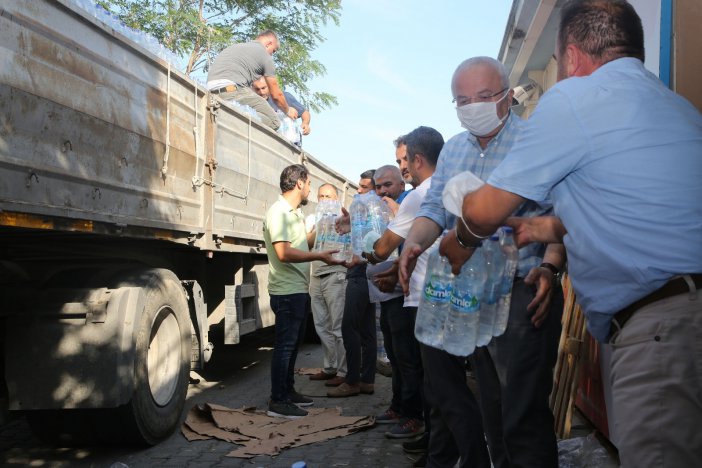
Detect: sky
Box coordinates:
(300, 0, 513, 184)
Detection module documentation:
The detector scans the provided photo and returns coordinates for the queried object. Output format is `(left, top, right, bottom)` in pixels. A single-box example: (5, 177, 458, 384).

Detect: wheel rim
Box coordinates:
(147, 307, 181, 406)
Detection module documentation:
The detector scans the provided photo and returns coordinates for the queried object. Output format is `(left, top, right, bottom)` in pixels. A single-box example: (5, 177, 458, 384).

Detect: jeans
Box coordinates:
(470, 278, 564, 468)
(380, 299, 424, 419)
(342, 275, 376, 385)
(269, 293, 309, 402)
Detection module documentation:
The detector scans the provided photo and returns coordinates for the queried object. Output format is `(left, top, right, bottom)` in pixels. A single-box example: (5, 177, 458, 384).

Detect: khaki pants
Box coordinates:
(609, 288, 702, 467)
(310, 272, 347, 376)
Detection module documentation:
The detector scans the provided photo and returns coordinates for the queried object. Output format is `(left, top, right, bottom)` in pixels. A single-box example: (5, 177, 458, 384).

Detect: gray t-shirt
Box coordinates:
(207, 41, 276, 87)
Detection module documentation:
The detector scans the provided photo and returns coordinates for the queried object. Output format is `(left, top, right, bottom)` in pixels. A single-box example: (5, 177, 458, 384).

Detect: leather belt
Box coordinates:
(210, 84, 237, 94)
(611, 274, 702, 335)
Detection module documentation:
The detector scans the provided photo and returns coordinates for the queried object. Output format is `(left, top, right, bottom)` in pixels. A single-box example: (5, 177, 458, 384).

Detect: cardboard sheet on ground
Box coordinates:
(181, 403, 375, 458)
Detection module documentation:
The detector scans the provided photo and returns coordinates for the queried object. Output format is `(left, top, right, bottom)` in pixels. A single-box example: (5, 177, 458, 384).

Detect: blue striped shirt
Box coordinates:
(417, 113, 551, 277)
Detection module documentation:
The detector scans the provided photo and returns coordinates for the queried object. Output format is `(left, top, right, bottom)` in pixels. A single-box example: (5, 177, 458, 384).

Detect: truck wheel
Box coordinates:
(118, 268, 191, 445)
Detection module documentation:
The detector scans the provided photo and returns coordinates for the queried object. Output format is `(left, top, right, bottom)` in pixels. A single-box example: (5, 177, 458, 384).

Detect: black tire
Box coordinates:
(116, 268, 191, 446)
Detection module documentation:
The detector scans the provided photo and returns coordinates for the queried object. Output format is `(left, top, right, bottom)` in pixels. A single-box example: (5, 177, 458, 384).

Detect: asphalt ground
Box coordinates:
(0, 326, 618, 467)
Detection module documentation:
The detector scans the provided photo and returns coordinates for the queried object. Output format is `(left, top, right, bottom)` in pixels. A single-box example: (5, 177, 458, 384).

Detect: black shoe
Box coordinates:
(402, 432, 429, 453)
(267, 400, 308, 419)
(412, 452, 427, 467)
(289, 390, 314, 407)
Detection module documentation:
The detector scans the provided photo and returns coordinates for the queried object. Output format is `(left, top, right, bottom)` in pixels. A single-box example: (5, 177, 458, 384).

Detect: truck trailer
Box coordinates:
(0, 0, 355, 444)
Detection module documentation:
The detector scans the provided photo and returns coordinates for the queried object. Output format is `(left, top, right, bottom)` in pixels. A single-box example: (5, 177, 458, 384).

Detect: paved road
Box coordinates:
(0, 328, 410, 467)
(0, 327, 618, 467)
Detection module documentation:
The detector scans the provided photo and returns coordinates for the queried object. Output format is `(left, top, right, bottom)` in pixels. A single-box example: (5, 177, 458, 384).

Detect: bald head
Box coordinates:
(317, 183, 338, 201)
(373, 165, 404, 200)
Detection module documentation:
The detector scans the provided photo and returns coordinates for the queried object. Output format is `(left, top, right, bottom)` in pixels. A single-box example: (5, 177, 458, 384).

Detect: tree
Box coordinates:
(96, 0, 341, 112)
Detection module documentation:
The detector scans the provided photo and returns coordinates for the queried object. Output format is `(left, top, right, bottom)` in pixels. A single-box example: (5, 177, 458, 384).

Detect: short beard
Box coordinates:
(300, 198, 308, 206)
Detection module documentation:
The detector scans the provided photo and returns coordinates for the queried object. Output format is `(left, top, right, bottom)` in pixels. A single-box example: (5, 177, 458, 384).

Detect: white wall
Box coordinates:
(630, 0, 662, 76)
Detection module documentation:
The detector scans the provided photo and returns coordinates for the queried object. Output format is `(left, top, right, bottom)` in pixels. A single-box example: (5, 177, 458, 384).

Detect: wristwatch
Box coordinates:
(539, 262, 562, 283)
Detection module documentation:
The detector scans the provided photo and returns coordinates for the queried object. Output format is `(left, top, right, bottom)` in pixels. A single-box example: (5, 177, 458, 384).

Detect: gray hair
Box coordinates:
(453, 56, 510, 90)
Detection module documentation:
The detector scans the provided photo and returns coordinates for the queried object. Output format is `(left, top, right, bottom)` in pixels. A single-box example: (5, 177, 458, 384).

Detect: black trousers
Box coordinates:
(470, 278, 564, 468)
(422, 344, 491, 468)
(341, 275, 376, 385)
(380, 300, 424, 419)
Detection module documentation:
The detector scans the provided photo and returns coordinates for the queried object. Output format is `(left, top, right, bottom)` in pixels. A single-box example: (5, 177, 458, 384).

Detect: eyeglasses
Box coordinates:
(452, 88, 508, 107)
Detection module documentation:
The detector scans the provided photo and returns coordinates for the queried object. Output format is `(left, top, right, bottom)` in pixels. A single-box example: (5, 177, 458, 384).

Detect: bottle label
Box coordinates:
(450, 292, 480, 313)
(424, 280, 451, 303)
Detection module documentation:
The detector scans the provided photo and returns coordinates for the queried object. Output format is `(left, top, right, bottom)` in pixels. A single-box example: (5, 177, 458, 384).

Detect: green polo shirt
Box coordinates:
(263, 195, 311, 295)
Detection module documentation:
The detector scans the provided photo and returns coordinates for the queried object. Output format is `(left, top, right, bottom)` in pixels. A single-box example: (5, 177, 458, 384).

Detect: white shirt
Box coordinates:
(387, 176, 433, 307)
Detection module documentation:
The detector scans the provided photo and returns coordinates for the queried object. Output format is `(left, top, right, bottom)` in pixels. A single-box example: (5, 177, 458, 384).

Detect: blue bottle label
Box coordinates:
(450, 292, 480, 313)
(424, 280, 451, 303)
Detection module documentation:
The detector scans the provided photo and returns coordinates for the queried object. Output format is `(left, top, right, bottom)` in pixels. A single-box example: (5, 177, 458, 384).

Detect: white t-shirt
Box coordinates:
(387, 177, 433, 308)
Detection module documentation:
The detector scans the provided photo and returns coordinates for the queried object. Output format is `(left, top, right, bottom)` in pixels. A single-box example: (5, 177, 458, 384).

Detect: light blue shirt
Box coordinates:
(417, 113, 552, 277)
(489, 58, 702, 341)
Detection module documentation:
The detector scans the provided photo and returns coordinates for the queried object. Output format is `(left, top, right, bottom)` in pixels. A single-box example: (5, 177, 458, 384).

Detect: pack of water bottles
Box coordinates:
(414, 227, 520, 356)
(312, 199, 353, 262)
(275, 111, 302, 146)
(349, 192, 395, 257)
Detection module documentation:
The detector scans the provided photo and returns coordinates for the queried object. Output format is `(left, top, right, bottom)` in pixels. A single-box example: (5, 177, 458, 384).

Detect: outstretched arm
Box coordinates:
(505, 216, 567, 247)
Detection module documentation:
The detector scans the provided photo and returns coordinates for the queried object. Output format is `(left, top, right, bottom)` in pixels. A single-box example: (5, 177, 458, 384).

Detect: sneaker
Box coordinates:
(326, 382, 360, 398)
(267, 400, 308, 419)
(375, 408, 402, 425)
(324, 375, 346, 387)
(359, 382, 374, 394)
(385, 418, 425, 439)
(376, 359, 393, 377)
(402, 432, 429, 453)
(309, 371, 336, 381)
(289, 391, 314, 407)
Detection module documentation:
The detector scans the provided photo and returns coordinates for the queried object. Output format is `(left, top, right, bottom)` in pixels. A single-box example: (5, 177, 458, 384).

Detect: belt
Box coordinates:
(210, 84, 237, 94)
(611, 274, 702, 335)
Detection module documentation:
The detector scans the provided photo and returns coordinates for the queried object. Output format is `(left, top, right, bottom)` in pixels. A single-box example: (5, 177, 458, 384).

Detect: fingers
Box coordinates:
(399, 246, 421, 295)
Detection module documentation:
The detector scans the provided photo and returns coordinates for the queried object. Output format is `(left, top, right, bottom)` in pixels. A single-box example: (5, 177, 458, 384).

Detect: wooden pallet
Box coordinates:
(550, 273, 587, 439)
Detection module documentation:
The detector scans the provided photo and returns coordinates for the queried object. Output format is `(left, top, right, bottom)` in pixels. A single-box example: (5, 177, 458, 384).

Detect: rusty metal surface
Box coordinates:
(0, 0, 356, 252)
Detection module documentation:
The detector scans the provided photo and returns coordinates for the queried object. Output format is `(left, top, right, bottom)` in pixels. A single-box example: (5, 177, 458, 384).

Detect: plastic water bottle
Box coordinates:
(350, 194, 369, 255)
(442, 249, 487, 357)
(476, 235, 505, 346)
(414, 245, 453, 349)
(335, 231, 353, 262)
(493, 227, 519, 337)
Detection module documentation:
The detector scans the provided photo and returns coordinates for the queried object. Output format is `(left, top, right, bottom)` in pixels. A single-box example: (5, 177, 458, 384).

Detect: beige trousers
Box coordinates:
(310, 272, 347, 376)
(609, 286, 701, 467)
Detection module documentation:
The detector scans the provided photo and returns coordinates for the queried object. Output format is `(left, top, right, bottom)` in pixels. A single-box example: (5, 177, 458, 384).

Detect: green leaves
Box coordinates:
(97, 0, 341, 112)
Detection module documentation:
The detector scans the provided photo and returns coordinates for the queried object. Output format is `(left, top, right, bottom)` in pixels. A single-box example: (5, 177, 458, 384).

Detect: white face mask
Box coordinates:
(456, 92, 509, 137)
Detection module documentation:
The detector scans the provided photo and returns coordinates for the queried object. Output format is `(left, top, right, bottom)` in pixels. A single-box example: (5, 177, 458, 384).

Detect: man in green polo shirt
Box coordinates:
(264, 164, 343, 418)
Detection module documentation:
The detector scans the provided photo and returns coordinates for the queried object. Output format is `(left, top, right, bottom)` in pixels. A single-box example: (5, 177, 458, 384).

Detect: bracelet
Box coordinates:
(539, 262, 560, 276)
(362, 251, 381, 264)
(455, 228, 482, 249)
(459, 215, 490, 240)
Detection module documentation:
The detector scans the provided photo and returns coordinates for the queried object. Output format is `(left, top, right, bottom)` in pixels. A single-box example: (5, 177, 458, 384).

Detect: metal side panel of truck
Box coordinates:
(0, 0, 355, 445)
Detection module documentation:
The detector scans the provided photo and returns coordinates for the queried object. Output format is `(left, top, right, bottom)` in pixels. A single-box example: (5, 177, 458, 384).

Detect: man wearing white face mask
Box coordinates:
(399, 57, 565, 468)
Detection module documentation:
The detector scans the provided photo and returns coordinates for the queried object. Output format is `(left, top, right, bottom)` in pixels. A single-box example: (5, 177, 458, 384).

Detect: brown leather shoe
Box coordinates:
(309, 371, 336, 381)
(324, 375, 346, 387)
(359, 383, 374, 395)
(327, 382, 360, 397)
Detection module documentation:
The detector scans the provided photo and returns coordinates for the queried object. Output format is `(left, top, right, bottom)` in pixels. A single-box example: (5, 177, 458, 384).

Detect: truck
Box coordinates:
(0, 0, 356, 444)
